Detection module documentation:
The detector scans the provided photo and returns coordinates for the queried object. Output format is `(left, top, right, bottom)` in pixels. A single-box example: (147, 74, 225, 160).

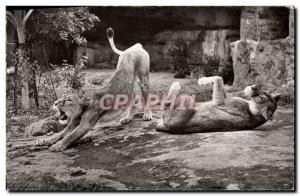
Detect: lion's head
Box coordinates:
(244, 85, 280, 121)
(52, 94, 90, 125)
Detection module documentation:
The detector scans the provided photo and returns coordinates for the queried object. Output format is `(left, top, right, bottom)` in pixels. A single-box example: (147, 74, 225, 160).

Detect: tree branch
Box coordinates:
(22, 9, 34, 24)
(6, 11, 16, 28)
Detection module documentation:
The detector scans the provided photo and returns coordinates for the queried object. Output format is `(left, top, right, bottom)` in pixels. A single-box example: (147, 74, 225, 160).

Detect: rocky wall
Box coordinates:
(76, 29, 240, 72)
(240, 7, 289, 41)
(231, 37, 294, 89)
(76, 6, 241, 71)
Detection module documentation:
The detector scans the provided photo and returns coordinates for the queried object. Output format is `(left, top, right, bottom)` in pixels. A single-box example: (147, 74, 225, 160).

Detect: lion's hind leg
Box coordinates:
(198, 76, 226, 105)
(156, 82, 195, 133)
(137, 71, 153, 121)
(119, 94, 136, 125)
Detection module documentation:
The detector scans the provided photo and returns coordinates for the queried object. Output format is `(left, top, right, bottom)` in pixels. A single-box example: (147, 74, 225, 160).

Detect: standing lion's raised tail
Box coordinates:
(106, 27, 123, 55)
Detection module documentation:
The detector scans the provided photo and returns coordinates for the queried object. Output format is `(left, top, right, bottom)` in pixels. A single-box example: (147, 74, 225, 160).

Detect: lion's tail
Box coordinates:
(106, 27, 123, 55)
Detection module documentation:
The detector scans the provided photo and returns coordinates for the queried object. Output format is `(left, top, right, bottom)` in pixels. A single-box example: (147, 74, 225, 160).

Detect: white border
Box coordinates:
(1, 0, 299, 195)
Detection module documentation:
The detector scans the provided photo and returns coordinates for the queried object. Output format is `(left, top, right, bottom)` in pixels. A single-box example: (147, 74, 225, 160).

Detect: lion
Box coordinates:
(156, 76, 280, 133)
(35, 27, 152, 151)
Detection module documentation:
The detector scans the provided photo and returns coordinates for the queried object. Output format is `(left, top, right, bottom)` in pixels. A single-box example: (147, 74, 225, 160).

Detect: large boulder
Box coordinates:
(231, 37, 294, 89)
(75, 43, 120, 68)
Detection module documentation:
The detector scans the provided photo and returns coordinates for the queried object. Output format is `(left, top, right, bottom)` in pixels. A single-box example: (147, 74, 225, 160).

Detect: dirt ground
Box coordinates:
(6, 70, 295, 191)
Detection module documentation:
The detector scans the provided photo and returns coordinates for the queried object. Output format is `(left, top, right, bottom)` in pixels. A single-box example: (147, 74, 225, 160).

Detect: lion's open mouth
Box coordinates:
(57, 110, 70, 125)
(59, 110, 68, 121)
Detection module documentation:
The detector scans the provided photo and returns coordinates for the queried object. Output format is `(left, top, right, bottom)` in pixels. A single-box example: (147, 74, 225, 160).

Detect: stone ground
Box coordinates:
(6, 70, 294, 191)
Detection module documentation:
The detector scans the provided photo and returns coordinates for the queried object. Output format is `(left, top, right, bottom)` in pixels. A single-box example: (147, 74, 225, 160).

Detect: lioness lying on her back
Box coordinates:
(156, 76, 280, 133)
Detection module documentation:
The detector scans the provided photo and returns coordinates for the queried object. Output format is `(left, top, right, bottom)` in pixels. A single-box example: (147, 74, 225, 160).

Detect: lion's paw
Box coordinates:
(143, 112, 153, 121)
(119, 117, 132, 125)
(49, 141, 67, 152)
(198, 76, 220, 86)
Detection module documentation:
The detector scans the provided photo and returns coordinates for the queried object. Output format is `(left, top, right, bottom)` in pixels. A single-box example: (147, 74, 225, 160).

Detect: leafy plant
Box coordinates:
(167, 39, 189, 77)
(60, 56, 88, 92)
(9, 52, 88, 108)
(7, 7, 100, 110)
(28, 7, 100, 46)
(189, 54, 220, 79)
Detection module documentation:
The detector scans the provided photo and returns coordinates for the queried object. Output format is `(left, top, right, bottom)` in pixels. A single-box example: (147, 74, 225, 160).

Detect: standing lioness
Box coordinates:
(36, 28, 152, 151)
(156, 76, 280, 133)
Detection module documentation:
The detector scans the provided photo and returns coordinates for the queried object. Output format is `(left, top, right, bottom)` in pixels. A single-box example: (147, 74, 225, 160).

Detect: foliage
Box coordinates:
(276, 85, 294, 107)
(219, 60, 234, 85)
(168, 39, 220, 79)
(12, 49, 32, 88)
(9, 51, 88, 108)
(167, 39, 188, 73)
(27, 7, 100, 46)
(61, 56, 87, 92)
(35, 63, 61, 105)
(35, 56, 87, 107)
(90, 77, 107, 86)
(189, 54, 220, 79)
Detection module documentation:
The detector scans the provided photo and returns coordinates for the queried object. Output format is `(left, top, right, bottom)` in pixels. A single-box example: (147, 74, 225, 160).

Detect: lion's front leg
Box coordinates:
(35, 118, 80, 146)
(49, 108, 101, 152)
(49, 125, 89, 152)
(35, 133, 60, 146)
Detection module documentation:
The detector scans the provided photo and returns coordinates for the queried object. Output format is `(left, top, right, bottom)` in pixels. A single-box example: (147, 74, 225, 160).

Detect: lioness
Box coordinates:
(156, 76, 280, 133)
(36, 28, 152, 151)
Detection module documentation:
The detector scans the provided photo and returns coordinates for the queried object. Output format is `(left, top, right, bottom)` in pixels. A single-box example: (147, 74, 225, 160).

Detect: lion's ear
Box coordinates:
(272, 93, 281, 103)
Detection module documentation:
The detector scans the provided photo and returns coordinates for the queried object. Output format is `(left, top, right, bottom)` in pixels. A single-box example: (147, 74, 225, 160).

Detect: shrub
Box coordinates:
(60, 56, 87, 92)
(276, 85, 294, 107)
(8, 54, 88, 109)
(167, 39, 189, 78)
(189, 54, 220, 79)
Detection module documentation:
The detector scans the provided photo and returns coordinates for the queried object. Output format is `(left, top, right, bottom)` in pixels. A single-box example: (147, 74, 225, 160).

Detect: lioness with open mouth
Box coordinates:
(156, 76, 280, 133)
(35, 28, 152, 151)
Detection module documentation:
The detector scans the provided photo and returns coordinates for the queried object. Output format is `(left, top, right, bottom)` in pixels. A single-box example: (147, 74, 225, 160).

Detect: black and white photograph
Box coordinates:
(5, 5, 295, 191)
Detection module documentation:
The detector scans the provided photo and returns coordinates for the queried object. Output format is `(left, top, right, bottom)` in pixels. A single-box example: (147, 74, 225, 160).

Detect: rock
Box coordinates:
(188, 29, 239, 82)
(231, 37, 294, 89)
(24, 116, 65, 137)
(75, 43, 119, 68)
(70, 168, 87, 177)
(226, 183, 240, 190)
(21, 160, 32, 165)
(6, 104, 294, 191)
(146, 29, 239, 72)
(154, 30, 202, 42)
(168, 181, 180, 188)
(241, 7, 289, 41)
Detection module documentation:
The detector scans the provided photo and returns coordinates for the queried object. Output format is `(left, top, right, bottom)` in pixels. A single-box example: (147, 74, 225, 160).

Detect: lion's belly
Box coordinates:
(164, 98, 266, 133)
